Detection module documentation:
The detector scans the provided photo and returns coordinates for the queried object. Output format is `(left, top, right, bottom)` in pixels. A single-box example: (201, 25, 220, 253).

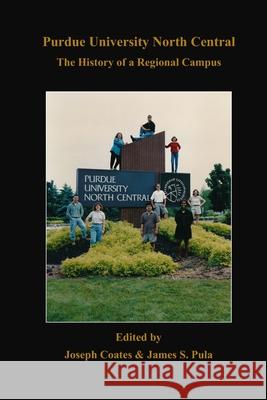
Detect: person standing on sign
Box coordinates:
(110, 132, 124, 170)
(165, 136, 181, 173)
(174, 199, 193, 260)
(66, 195, 88, 245)
(188, 189, 206, 224)
(130, 115, 155, 142)
(150, 183, 168, 219)
(85, 203, 106, 245)
(140, 202, 159, 250)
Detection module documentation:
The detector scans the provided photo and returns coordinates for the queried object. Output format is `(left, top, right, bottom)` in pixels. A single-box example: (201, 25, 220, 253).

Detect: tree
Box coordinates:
(47, 180, 59, 217)
(205, 164, 231, 212)
(200, 188, 212, 215)
(104, 207, 120, 221)
(57, 183, 74, 220)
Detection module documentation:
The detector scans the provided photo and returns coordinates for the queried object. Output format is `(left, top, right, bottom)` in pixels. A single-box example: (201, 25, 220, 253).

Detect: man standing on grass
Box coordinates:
(66, 195, 88, 245)
(140, 202, 159, 250)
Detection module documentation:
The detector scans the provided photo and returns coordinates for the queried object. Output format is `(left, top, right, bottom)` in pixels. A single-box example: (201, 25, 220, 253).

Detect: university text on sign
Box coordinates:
(77, 169, 190, 207)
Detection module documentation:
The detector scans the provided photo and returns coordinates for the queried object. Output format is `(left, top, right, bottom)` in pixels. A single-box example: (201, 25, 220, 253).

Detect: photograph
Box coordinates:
(3, 12, 266, 399)
(46, 91, 231, 323)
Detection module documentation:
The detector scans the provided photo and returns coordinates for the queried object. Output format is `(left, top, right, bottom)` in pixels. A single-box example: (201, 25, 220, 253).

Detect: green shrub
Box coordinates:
(199, 221, 231, 239)
(61, 221, 177, 277)
(47, 219, 65, 224)
(223, 210, 231, 225)
(208, 247, 231, 268)
(47, 222, 112, 252)
(159, 218, 231, 268)
(47, 227, 74, 251)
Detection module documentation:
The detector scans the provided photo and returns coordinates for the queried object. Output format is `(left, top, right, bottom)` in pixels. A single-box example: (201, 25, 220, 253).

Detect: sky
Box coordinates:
(46, 92, 231, 193)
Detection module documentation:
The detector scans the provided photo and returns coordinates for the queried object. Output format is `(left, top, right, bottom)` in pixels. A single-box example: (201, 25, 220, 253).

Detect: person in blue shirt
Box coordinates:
(110, 132, 124, 170)
(66, 195, 88, 245)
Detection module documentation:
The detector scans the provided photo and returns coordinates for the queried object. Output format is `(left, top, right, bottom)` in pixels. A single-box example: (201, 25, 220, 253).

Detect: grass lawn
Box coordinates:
(47, 277, 230, 322)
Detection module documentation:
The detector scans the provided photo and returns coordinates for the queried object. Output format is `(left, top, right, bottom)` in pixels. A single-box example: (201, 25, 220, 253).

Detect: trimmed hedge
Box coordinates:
(47, 227, 74, 252)
(159, 218, 231, 268)
(47, 219, 65, 225)
(199, 222, 231, 239)
(47, 222, 112, 252)
(61, 221, 177, 277)
(47, 227, 91, 264)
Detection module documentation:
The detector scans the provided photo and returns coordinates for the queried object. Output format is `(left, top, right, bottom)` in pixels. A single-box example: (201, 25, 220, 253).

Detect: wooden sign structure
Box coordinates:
(120, 131, 165, 227)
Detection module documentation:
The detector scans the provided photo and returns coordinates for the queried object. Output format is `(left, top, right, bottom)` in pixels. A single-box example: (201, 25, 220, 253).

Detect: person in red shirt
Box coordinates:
(165, 136, 181, 173)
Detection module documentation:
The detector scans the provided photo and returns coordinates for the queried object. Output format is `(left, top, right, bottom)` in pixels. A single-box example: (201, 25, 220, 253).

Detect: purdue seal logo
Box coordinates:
(164, 178, 186, 203)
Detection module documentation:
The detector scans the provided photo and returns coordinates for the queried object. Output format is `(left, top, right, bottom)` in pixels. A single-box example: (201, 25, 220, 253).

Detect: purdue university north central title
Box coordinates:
(42, 35, 236, 49)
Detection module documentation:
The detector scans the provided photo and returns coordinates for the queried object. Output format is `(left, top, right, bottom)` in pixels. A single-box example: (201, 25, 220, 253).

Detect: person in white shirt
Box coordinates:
(85, 203, 106, 245)
(150, 183, 168, 219)
(188, 189, 206, 224)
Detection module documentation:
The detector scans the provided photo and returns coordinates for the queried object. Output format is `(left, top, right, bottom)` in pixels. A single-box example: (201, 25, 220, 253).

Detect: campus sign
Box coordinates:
(77, 169, 190, 207)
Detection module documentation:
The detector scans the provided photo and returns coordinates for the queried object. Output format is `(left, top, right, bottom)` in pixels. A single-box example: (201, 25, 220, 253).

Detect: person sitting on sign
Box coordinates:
(110, 132, 124, 170)
(174, 199, 193, 260)
(150, 183, 168, 219)
(165, 136, 181, 173)
(130, 115, 155, 142)
(140, 202, 159, 251)
(188, 189, 206, 224)
(85, 203, 106, 245)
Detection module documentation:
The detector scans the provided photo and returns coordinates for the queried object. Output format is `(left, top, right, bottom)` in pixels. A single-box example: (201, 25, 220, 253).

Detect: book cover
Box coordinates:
(1, 9, 265, 399)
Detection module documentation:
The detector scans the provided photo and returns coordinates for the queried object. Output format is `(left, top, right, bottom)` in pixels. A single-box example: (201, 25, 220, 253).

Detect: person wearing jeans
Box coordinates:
(165, 136, 181, 173)
(130, 115, 155, 142)
(66, 195, 88, 245)
(171, 152, 178, 173)
(85, 203, 106, 245)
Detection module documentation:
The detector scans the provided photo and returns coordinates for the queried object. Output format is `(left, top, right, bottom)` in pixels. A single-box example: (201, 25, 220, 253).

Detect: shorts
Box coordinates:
(191, 205, 201, 215)
(154, 203, 168, 218)
(143, 233, 157, 243)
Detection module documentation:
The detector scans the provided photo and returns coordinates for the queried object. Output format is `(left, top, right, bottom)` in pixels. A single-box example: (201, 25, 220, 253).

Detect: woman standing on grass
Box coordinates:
(174, 199, 193, 260)
(188, 189, 206, 224)
(85, 203, 106, 245)
(110, 132, 124, 170)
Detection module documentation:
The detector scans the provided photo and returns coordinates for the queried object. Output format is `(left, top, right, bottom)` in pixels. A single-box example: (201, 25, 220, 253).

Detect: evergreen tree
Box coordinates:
(47, 180, 59, 217)
(200, 188, 212, 215)
(57, 184, 74, 220)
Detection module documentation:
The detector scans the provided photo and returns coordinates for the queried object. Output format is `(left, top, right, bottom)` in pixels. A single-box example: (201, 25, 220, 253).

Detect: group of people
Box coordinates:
(67, 113, 204, 257)
(110, 115, 182, 173)
(66, 196, 105, 246)
(66, 188, 205, 260)
(140, 187, 205, 258)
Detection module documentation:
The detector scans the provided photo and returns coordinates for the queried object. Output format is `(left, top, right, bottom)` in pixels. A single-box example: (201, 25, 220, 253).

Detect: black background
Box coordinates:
(2, 7, 265, 366)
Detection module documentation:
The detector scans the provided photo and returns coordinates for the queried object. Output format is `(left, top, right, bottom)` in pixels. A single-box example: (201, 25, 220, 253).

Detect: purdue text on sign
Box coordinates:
(77, 169, 158, 207)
